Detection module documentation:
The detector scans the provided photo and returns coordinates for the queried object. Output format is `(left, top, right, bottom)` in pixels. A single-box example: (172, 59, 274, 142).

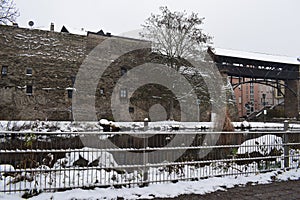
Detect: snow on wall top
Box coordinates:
(213, 48, 300, 65)
(37, 25, 87, 36)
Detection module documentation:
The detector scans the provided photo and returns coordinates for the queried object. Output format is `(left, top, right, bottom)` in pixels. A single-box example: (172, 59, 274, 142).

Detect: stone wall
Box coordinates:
(0, 24, 213, 122)
(285, 79, 300, 118)
(0, 25, 88, 120)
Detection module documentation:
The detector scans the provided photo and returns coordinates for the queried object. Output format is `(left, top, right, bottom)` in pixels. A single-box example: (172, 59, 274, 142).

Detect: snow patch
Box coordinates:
(2, 169, 300, 200)
(237, 134, 282, 155)
(213, 48, 300, 65)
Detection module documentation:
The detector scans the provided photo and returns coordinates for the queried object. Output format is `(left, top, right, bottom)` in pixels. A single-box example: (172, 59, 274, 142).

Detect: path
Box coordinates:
(153, 180, 300, 200)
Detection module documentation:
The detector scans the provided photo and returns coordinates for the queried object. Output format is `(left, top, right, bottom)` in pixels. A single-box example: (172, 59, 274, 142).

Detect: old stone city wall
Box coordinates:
(0, 25, 90, 120)
(0, 24, 215, 122)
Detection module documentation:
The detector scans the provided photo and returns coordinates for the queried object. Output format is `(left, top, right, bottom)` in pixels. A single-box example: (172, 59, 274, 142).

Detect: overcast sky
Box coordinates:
(14, 0, 300, 57)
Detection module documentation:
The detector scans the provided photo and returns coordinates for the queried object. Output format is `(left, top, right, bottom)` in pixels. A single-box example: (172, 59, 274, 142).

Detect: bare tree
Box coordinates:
(0, 0, 19, 25)
(140, 6, 211, 71)
(140, 7, 213, 120)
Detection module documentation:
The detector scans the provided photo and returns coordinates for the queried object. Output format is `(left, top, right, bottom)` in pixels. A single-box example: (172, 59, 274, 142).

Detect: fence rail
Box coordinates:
(1, 127, 300, 194)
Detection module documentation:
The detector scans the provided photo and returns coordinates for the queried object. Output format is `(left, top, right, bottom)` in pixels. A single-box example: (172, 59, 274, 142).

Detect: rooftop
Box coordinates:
(212, 48, 300, 65)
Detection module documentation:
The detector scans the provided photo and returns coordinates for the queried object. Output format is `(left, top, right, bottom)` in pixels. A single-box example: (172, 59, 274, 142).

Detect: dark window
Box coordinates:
(71, 76, 76, 86)
(1, 66, 8, 76)
(26, 85, 33, 95)
(67, 90, 73, 98)
(277, 88, 283, 97)
(129, 107, 134, 113)
(120, 88, 127, 98)
(100, 88, 104, 95)
(26, 68, 33, 76)
(121, 67, 127, 76)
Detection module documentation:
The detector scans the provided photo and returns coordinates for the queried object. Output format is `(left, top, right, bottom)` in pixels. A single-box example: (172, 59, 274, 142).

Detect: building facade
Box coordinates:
(231, 77, 281, 118)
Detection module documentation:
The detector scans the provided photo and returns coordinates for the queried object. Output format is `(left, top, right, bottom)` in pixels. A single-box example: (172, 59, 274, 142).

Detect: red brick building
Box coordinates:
(231, 77, 280, 118)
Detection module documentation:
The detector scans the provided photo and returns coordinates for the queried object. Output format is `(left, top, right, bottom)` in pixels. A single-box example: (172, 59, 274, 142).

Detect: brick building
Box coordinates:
(231, 77, 278, 118)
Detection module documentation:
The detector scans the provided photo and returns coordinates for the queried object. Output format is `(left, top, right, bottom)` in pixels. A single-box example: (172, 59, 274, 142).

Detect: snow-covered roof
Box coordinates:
(61, 26, 87, 36)
(32, 25, 87, 36)
(213, 48, 300, 65)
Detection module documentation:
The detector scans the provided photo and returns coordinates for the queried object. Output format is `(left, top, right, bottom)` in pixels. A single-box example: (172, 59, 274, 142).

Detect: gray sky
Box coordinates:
(14, 0, 300, 57)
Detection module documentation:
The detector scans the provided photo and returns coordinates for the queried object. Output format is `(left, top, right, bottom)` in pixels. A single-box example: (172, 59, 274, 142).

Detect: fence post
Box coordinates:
(144, 118, 149, 131)
(143, 118, 149, 186)
(283, 120, 289, 168)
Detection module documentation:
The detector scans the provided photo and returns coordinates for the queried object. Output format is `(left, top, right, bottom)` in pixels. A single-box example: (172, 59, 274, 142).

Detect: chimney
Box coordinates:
(50, 23, 54, 31)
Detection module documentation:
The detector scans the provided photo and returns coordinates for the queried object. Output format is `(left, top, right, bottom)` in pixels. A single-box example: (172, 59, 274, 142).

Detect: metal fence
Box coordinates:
(1, 126, 300, 194)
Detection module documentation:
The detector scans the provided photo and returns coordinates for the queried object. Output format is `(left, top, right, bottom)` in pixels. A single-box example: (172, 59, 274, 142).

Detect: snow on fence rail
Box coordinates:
(0, 130, 300, 195)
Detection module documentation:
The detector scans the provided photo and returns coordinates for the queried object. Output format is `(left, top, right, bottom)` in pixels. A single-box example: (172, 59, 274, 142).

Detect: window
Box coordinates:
(238, 96, 242, 104)
(129, 107, 134, 113)
(1, 66, 8, 76)
(277, 88, 283, 97)
(100, 88, 104, 95)
(249, 83, 254, 102)
(120, 88, 127, 98)
(67, 90, 73, 98)
(121, 67, 127, 76)
(26, 68, 33, 76)
(71, 76, 76, 86)
(26, 85, 33, 95)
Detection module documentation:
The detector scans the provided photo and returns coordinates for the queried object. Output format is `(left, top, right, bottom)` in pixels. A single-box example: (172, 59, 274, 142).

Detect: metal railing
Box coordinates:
(0, 125, 300, 194)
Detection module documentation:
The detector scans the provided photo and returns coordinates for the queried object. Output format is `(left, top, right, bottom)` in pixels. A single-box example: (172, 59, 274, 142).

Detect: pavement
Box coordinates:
(153, 180, 300, 200)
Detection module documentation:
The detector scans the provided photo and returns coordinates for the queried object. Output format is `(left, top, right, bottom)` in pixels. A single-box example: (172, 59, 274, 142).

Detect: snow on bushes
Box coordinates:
(0, 121, 103, 132)
(54, 147, 118, 168)
(237, 134, 282, 156)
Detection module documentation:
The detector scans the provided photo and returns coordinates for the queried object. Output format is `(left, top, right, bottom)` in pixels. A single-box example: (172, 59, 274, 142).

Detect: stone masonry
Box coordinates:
(0, 25, 88, 120)
(0, 24, 213, 122)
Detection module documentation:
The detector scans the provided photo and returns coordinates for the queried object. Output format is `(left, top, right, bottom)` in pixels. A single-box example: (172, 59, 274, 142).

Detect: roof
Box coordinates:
(32, 24, 87, 36)
(60, 26, 87, 36)
(212, 48, 300, 65)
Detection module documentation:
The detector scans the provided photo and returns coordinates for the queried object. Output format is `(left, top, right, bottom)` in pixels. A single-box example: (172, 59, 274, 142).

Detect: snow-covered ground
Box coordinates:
(1, 168, 300, 200)
(1, 120, 300, 132)
(0, 120, 212, 132)
(232, 121, 300, 130)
